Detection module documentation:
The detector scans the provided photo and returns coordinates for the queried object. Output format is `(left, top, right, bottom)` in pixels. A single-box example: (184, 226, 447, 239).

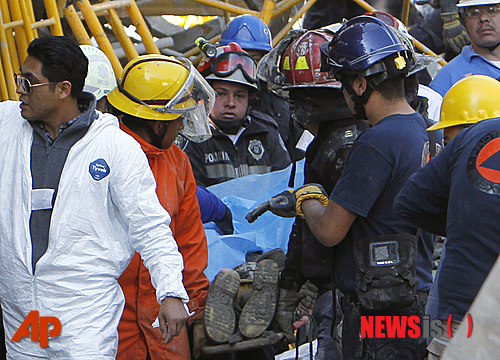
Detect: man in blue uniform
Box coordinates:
(394, 74, 500, 359)
(429, 0, 500, 97)
(295, 16, 441, 359)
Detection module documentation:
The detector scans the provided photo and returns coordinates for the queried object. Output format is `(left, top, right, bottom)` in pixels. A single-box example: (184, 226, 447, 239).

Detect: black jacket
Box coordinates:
(281, 119, 369, 293)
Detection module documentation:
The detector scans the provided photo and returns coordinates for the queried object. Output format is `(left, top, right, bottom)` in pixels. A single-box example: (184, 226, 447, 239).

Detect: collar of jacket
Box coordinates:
(120, 121, 166, 158)
(210, 115, 275, 139)
(28, 91, 98, 139)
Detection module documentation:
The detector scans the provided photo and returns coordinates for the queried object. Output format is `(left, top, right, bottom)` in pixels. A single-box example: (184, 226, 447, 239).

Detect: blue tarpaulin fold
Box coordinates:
(204, 160, 305, 281)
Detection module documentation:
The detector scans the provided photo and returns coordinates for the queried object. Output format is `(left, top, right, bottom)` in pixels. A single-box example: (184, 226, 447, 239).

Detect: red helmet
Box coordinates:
(197, 42, 258, 90)
(280, 29, 341, 89)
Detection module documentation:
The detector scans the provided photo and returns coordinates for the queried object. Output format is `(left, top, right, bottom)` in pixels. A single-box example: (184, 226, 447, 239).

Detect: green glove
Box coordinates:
(245, 184, 329, 223)
(441, 12, 470, 54)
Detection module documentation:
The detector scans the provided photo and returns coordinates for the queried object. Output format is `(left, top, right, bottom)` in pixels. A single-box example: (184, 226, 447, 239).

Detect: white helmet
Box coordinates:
(80, 45, 116, 100)
(457, 0, 500, 7)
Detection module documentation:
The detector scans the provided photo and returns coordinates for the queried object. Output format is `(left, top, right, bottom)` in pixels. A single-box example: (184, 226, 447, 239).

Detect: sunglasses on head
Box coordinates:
(14, 73, 56, 94)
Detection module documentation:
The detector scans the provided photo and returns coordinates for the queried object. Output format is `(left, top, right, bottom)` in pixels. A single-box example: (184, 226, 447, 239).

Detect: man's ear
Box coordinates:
(151, 120, 169, 134)
(57, 81, 72, 100)
(352, 76, 367, 97)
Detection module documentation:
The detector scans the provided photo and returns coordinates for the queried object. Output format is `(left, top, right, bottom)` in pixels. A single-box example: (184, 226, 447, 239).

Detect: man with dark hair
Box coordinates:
(107, 54, 214, 360)
(183, 42, 291, 187)
(0, 36, 189, 358)
(429, 0, 500, 97)
(249, 27, 369, 359)
(252, 17, 442, 359)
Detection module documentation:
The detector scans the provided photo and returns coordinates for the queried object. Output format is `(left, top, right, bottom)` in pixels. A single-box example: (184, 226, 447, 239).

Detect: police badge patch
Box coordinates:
(248, 139, 264, 161)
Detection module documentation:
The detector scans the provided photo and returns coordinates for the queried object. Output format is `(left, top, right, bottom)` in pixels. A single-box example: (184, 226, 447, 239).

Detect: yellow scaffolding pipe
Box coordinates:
(77, 0, 123, 75)
(272, 0, 316, 47)
(44, 0, 64, 35)
(8, 0, 29, 62)
(24, 0, 37, 39)
(63, 4, 92, 45)
(0, 0, 20, 74)
(260, 0, 276, 25)
(0, 9, 16, 100)
(105, 7, 139, 60)
(18, 0, 35, 43)
(272, 0, 305, 17)
(192, 0, 260, 17)
(125, 0, 160, 54)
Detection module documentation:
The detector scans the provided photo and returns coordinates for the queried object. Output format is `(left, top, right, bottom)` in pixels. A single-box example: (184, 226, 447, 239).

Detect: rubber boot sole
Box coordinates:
(238, 259, 279, 338)
(203, 268, 240, 344)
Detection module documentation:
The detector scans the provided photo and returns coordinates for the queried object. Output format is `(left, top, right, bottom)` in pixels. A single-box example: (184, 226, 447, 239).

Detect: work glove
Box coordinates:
(214, 205, 234, 235)
(295, 280, 319, 318)
(441, 12, 470, 54)
(245, 183, 329, 223)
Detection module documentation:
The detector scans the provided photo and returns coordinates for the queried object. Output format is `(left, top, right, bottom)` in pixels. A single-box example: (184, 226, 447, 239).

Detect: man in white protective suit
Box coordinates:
(0, 36, 189, 358)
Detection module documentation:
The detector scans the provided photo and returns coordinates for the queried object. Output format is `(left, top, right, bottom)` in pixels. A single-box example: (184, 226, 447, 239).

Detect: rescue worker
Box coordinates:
(107, 55, 214, 359)
(249, 16, 443, 359)
(219, 15, 296, 157)
(80, 45, 116, 113)
(0, 36, 188, 358)
(183, 42, 291, 187)
(427, 74, 500, 143)
(403, 75, 500, 351)
(249, 27, 369, 359)
(394, 75, 500, 359)
(430, 0, 500, 97)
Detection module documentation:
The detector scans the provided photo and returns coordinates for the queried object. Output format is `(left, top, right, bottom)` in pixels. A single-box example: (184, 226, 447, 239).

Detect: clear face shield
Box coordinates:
(177, 61, 216, 143)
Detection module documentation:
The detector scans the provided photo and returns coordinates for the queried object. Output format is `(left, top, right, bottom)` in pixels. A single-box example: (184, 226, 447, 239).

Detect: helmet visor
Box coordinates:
(211, 51, 258, 84)
(179, 67, 215, 143)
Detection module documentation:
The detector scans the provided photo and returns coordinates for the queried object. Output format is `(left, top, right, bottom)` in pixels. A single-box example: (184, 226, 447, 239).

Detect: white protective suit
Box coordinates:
(0, 101, 189, 359)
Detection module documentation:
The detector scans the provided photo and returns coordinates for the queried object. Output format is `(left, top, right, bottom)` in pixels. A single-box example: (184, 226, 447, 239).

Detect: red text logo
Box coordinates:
(11, 311, 61, 347)
(361, 314, 473, 339)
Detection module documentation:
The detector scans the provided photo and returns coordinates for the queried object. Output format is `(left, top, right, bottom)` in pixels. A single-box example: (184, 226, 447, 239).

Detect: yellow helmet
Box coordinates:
(108, 55, 197, 121)
(428, 75, 500, 131)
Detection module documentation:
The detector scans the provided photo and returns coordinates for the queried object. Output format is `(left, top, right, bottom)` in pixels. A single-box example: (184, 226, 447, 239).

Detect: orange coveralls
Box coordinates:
(117, 124, 209, 359)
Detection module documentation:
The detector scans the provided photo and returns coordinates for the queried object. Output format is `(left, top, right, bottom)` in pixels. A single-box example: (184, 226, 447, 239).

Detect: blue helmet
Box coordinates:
(321, 16, 414, 78)
(219, 15, 273, 52)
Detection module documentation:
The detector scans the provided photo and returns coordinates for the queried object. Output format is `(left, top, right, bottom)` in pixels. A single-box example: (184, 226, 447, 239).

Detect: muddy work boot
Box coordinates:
(203, 268, 240, 344)
(238, 259, 279, 338)
(256, 248, 286, 272)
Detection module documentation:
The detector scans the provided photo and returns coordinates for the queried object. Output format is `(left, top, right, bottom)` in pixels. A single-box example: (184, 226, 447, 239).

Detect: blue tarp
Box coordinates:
(203, 160, 305, 281)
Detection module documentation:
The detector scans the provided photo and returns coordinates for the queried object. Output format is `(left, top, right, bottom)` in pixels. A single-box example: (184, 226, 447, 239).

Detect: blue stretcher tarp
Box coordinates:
(203, 160, 305, 281)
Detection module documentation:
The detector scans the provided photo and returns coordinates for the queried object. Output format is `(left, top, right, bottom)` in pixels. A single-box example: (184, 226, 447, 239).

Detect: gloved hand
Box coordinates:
(295, 280, 319, 318)
(441, 12, 470, 54)
(214, 205, 234, 235)
(245, 184, 329, 223)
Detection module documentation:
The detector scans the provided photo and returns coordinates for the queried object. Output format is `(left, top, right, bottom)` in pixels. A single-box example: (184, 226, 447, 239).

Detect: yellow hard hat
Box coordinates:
(428, 75, 500, 131)
(108, 55, 197, 121)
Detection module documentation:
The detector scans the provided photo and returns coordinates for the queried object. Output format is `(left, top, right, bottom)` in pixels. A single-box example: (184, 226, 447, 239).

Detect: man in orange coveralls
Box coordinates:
(107, 54, 216, 359)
